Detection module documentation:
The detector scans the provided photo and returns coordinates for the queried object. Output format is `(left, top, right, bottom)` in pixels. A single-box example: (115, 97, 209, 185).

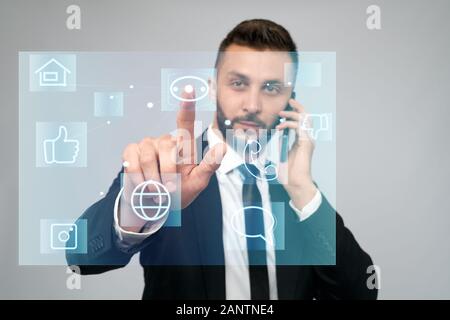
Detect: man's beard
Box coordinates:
(216, 100, 279, 144)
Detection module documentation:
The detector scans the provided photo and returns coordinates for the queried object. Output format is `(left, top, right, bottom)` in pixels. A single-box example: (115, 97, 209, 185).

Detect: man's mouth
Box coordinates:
(236, 120, 261, 129)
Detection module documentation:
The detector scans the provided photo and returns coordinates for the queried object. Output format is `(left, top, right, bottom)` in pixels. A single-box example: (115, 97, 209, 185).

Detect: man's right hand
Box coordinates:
(119, 90, 227, 232)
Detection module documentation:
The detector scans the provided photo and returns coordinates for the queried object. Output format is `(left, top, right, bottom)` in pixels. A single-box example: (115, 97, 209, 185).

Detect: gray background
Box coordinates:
(1, 0, 449, 299)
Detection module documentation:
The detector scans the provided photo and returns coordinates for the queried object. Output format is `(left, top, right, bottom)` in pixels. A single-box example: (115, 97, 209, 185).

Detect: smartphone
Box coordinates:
(280, 91, 296, 162)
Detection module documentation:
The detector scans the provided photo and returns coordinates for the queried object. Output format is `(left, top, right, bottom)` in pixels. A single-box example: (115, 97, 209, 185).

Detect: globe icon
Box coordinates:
(131, 180, 171, 221)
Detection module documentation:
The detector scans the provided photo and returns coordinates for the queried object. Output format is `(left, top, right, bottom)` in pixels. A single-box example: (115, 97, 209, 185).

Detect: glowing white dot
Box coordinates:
(224, 119, 231, 126)
(184, 84, 193, 93)
(109, 95, 114, 100)
(279, 118, 286, 123)
(147, 102, 154, 109)
(99, 191, 104, 196)
(106, 120, 111, 125)
(287, 81, 292, 86)
(173, 86, 179, 92)
(200, 86, 206, 92)
(123, 161, 130, 168)
(129, 84, 134, 89)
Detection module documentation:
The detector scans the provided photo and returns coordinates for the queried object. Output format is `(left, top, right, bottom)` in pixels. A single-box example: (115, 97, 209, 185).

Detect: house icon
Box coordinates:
(34, 58, 71, 87)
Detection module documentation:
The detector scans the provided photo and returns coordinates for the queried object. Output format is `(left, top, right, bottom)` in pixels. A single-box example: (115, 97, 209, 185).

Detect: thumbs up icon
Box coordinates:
(43, 126, 80, 164)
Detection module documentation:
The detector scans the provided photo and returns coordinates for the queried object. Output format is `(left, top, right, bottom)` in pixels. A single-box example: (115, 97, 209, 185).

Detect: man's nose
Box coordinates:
(243, 87, 262, 114)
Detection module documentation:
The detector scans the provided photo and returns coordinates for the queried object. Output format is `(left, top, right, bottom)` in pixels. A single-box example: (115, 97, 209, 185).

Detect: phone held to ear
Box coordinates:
(280, 91, 296, 163)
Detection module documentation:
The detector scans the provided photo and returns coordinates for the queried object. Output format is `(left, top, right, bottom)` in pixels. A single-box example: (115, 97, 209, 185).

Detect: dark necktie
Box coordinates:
(237, 163, 270, 300)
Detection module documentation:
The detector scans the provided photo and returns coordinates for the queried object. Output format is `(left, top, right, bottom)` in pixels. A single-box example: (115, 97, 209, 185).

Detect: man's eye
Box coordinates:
(231, 80, 244, 88)
(264, 83, 281, 94)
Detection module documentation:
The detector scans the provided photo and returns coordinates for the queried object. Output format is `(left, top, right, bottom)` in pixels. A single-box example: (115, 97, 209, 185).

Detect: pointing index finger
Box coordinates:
(176, 89, 196, 139)
(176, 88, 196, 164)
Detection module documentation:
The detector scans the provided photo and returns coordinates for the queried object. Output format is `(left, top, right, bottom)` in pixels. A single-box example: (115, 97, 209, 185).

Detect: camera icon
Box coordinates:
(50, 223, 78, 250)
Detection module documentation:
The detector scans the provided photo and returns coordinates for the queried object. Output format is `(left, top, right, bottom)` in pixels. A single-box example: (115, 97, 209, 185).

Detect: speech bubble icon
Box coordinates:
(230, 206, 276, 248)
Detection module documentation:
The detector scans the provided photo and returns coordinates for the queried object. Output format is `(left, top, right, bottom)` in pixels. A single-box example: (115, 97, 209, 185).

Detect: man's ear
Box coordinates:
(208, 76, 217, 102)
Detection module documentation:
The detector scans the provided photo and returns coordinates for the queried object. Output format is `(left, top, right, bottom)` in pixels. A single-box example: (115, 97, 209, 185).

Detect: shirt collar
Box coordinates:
(207, 124, 243, 175)
(206, 124, 282, 176)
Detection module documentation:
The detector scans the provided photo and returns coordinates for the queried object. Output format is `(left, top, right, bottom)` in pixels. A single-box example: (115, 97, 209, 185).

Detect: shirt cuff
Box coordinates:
(113, 187, 167, 249)
(289, 189, 322, 221)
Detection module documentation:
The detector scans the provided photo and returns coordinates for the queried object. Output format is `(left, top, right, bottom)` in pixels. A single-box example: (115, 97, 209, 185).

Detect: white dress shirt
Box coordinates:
(113, 124, 322, 299)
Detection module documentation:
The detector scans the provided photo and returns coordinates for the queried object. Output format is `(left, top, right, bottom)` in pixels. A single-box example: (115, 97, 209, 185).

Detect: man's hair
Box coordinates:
(214, 19, 298, 71)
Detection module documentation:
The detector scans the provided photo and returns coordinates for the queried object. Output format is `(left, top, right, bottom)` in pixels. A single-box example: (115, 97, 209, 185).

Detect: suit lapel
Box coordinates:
(192, 132, 226, 299)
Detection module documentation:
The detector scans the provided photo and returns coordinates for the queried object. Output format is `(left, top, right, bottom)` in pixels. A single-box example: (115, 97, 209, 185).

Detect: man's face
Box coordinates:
(214, 44, 294, 141)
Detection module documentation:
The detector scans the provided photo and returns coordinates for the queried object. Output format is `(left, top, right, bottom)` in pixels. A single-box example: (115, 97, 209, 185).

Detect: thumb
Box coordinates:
(56, 126, 68, 141)
(191, 142, 227, 184)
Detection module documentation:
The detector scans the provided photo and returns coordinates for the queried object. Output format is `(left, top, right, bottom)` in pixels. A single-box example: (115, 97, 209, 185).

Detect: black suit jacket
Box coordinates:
(67, 132, 377, 300)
